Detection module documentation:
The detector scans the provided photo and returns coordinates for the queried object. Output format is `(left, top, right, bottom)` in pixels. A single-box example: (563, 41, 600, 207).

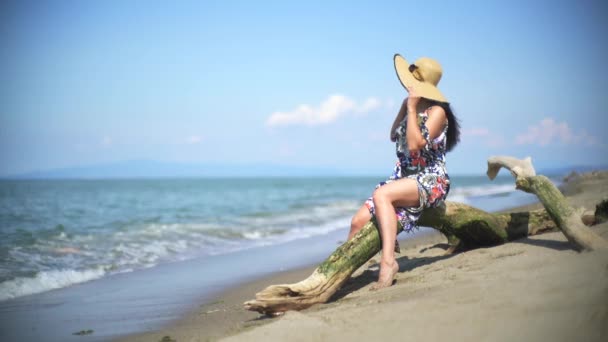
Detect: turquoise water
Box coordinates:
(0, 175, 540, 301)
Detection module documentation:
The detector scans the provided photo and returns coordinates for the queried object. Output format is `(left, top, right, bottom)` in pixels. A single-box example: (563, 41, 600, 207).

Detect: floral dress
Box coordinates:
(364, 107, 450, 233)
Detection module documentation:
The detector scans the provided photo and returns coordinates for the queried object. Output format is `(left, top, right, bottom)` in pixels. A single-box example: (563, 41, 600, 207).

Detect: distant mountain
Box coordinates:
(5, 160, 361, 179)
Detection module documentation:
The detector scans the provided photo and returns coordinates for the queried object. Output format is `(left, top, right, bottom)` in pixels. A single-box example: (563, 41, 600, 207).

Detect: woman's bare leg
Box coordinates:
(349, 203, 401, 252)
(348, 204, 372, 240)
(371, 178, 421, 289)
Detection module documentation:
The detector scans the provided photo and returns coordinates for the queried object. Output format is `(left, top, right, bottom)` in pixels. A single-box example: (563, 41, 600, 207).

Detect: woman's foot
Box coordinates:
(370, 259, 399, 290)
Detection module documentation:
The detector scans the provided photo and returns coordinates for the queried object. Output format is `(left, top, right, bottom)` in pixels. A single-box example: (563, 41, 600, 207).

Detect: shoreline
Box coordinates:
(116, 229, 447, 342)
(119, 171, 608, 341)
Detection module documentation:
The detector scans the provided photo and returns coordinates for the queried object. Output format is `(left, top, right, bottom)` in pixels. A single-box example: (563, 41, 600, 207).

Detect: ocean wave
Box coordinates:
(0, 268, 105, 301)
(242, 200, 360, 228)
(0, 199, 365, 301)
(0, 178, 539, 302)
(449, 183, 516, 199)
(284, 217, 351, 241)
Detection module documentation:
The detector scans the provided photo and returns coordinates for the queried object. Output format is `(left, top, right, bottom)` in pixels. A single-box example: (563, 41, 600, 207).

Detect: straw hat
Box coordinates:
(394, 54, 447, 103)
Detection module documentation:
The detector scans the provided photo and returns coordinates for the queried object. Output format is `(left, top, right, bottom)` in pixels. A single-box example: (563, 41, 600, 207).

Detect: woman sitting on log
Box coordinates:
(348, 54, 461, 289)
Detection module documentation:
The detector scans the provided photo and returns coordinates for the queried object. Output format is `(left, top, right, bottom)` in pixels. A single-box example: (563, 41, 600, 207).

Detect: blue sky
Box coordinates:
(1, 0, 607, 176)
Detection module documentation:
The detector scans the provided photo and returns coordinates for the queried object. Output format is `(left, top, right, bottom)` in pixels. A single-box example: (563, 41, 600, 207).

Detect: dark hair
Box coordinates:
(428, 100, 460, 152)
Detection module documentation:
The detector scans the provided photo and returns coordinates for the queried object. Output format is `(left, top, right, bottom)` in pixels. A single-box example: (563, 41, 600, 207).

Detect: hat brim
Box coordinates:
(394, 54, 447, 103)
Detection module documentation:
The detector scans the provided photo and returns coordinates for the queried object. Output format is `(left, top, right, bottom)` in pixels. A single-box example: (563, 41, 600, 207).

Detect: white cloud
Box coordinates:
(462, 127, 490, 137)
(360, 97, 381, 113)
(385, 98, 397, 110)
(516, 118, 603, 147)
(266, 94, 383, 127)
(461, 127, 505, 147)
(186, 135, 203, 144)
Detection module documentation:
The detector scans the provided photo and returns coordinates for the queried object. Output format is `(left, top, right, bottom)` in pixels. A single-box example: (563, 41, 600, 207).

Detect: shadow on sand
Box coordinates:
(512, 237, 572, 251)
(329, 247, 453, 302)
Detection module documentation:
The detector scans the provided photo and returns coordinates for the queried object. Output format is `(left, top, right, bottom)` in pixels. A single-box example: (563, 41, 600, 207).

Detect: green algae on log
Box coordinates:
(515, 175, 608, 251)
(244, 201, 563, 315)
(243, 156, 608, 315)
(245, 218, 394, 314)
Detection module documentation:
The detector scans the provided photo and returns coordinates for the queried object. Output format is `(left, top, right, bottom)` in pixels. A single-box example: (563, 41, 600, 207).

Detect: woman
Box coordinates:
(348, 54, 460, 289)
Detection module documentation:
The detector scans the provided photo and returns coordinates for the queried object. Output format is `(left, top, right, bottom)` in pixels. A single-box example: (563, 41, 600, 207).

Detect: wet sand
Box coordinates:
(117, 231, 446, 342)
(119, 171, 608, 342)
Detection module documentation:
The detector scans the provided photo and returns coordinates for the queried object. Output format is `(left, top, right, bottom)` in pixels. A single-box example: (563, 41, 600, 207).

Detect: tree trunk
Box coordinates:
(419, 202, 555, 248)
(515, 175, 608, 251)
(244, 156, 608, 315)
(489, 155, 608, 251)
(244, 218, 384, 314)
(245, 201, 560, 315)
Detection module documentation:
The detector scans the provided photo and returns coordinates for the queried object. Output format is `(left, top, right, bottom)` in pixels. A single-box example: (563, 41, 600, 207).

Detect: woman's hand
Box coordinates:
(406, 85, 421, 114)
(405, 86, 426, 152)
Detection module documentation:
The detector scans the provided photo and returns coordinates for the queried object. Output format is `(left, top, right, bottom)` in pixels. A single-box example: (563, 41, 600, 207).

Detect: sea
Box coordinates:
(0, 175, 552, 340)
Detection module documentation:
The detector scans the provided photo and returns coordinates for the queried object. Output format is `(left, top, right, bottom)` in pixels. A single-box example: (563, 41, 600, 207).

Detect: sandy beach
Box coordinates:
(119, 171, 608, 342)
(6, 2, 608, 341)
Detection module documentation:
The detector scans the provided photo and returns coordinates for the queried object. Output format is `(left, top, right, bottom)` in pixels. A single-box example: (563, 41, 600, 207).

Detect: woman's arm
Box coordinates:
(405, 87, 447, 152)
(390, 99, 408, 142)
(406, 101, 425, 150)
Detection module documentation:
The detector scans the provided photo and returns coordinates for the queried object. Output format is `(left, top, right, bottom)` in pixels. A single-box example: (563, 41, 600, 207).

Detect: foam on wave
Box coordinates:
(0, 268, 105, 301)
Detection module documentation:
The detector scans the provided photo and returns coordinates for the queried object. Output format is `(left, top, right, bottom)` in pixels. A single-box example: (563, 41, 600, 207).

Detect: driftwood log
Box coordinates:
(244, 156, 608, 315)
(488, 155, 608, 251)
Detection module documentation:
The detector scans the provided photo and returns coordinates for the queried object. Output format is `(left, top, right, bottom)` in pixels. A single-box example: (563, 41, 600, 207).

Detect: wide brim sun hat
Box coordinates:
(394, 53, 447, 103)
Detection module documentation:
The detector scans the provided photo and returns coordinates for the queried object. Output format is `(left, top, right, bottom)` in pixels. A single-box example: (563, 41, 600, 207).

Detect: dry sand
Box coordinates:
(120, 172, 608, 342)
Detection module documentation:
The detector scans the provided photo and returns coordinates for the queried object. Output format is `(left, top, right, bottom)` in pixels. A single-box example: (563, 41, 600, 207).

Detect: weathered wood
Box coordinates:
(243, 156, 607, 315)
(594, 198, 608, 224)
(420, 202, 555, 247)
(487, 155, 536, 180)
(244, 201, 558, 315)
(245, 218, 388, 314)
(488, 156, 608, 251)
(515, 175, 608, 251)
